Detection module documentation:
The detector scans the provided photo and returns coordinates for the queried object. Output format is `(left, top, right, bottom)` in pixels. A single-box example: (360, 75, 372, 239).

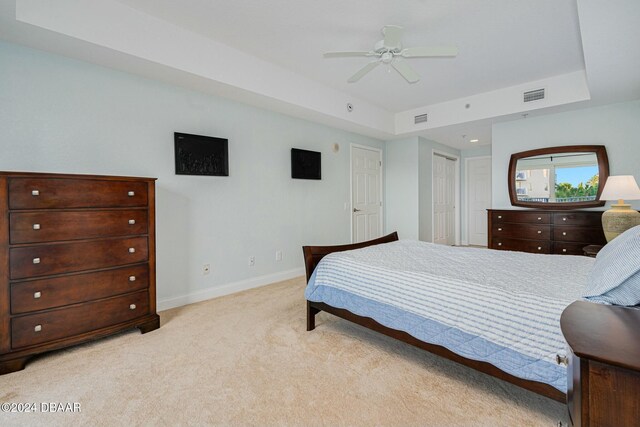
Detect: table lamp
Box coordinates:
(599, 175, 640, 241)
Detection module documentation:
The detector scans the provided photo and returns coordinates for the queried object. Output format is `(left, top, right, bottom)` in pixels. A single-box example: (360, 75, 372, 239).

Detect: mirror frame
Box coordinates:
(508, 145, 609, 210)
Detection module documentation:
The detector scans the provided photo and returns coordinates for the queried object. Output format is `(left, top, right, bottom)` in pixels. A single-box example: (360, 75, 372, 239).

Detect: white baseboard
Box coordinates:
(157, 267, 305, 312)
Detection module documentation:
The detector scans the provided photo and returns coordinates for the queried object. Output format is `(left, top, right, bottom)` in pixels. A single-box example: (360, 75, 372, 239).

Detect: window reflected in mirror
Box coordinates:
(508, 145, 608, 209)
(515, 153, 599, 203)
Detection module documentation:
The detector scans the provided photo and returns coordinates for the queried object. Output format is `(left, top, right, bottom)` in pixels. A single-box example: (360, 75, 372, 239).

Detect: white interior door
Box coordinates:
(352, 146, 382, 243)
(433, 154, 456, 245)
(467, 157, 492, 246)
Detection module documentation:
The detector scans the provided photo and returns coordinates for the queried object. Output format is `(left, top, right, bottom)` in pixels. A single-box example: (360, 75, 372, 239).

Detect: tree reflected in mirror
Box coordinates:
(508, 146, 609, 209)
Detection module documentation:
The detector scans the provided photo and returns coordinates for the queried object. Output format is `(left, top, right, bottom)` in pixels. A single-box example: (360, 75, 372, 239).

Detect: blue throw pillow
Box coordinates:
(583, 225, 640, 306)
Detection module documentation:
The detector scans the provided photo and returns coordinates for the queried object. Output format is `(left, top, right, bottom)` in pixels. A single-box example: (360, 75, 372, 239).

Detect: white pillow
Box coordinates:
(583, 225, 640, 306)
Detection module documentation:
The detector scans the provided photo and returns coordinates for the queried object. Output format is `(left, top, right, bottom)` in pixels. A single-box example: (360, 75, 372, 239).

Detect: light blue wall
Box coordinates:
(384, 137, 420, 239)
(492, 100, 640, 210)
(384, 136, 460, 242)
(462, 145, 492, 159)
(0, 41, 384, 306)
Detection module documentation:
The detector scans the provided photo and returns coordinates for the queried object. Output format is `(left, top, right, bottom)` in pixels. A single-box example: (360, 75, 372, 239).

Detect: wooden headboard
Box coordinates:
(301, 232, 399, 282)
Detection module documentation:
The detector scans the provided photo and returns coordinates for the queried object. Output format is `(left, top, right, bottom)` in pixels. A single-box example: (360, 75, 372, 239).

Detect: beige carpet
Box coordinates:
(0, 277, 566, 426)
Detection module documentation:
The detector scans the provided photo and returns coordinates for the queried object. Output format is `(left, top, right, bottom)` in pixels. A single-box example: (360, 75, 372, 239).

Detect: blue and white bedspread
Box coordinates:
(305, 240, 595, 392)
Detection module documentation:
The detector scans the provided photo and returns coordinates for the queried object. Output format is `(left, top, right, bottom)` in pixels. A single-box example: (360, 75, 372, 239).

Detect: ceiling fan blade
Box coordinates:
(347, 61, 380, 83)
(392, 60, 420, 83)
(383, 25, 403, 48)
(400, 46, 458, 58)
(323, 51, 374, 58)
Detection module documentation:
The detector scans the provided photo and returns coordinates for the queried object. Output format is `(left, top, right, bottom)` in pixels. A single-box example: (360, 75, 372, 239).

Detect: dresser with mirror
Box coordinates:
(489, 145, 609, 255)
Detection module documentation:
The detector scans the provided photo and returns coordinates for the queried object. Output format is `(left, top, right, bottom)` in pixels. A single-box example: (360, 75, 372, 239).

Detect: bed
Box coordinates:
(303, 232, 596, 402)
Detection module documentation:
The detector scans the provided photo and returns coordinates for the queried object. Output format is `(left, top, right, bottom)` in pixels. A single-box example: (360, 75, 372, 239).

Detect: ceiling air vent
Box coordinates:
(523, 88, 545, 103)
(414, 113, 428, 124)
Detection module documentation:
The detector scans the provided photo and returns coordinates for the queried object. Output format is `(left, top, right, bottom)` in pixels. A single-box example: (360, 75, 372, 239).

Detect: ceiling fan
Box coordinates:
(323, 25, 458, 84)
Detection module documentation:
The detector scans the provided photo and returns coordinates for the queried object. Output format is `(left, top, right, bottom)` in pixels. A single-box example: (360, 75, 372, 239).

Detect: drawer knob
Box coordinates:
(562, 249, 567, 253)
(556, 354, 568, 366)
(537, 230, 542, 234)
(33, 291, 41, 299)
(537, 217, 542, 221)
(128, 219, 136, 225)
(128, 191, 135, 197)
(33, 223, 41, 230)
(498, 215, 502, 219)
(563, 217, 567, 221)
(498, 243, 502, 246)
(128, 248, 136, 254)
(537, 246, 542, 251)
(34, 324, 42, 332)
(498, 228, 502, 231)
(32, 257, 41, 264)
(563, 232, 567, 236)
(129, 304, 137, 310)
(129, 275, 136, 282)
(31, 190, 39, 196)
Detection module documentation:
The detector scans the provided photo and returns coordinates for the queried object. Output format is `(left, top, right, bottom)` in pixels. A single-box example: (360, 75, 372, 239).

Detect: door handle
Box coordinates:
(353, 208, 362, 213)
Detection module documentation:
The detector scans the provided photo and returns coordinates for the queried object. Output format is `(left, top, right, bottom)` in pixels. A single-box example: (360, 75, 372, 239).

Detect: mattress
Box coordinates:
(305, 240, 595, 392)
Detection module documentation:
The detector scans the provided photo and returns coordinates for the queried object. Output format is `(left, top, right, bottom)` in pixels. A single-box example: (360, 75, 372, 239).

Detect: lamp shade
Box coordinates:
(599, 175, 640, 201)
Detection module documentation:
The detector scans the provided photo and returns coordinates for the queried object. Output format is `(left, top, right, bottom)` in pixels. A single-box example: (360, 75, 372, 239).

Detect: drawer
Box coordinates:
(9, 178, 148, 209)
(491, 238, 551, 254)
(553, 212, 603, 227)
(554, 227, 605, 244)
(553, 242, 590, 256)
(11, 290, 149, 349)
(492, 211, 551, 224)
(10, 237, 148, 279)
(492, 224, 551, 240)
(10, 210, 148, 244)
(11, 264, 149, 314)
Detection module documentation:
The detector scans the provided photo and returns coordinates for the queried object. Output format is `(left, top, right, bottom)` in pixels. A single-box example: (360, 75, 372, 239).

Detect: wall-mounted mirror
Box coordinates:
(508, 145, 609, 209)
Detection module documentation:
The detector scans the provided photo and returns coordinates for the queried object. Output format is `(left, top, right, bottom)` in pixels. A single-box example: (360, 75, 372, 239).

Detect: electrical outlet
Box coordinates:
(275, 250, 282, 262)
(203, 264, 211, 275)
(248, 256, 255, 267)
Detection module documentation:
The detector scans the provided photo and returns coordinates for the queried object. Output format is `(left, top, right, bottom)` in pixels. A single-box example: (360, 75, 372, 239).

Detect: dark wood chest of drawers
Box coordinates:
(488, 209, 606, 255)
(0, 172, 160, 374)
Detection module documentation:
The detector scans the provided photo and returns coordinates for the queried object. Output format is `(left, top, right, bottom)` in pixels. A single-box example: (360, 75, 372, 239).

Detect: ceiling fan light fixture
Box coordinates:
(323, 25, 458, 84)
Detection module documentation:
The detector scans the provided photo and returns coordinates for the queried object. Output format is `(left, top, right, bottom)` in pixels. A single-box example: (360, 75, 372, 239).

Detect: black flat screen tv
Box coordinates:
(291, 148, 321, 180)
(175, 132, 229, 176)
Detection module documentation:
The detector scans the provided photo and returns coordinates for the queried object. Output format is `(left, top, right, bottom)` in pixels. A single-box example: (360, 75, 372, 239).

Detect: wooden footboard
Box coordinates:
(302, 231, 566, 403)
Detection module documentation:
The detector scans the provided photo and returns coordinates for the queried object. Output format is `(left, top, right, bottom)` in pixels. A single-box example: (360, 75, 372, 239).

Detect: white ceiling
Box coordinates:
(117, 0, 586, 112)
(1, 0, 638, 148)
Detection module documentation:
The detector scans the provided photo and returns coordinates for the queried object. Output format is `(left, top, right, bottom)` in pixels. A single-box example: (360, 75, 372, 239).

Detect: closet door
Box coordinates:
(433, 154, 456, 245)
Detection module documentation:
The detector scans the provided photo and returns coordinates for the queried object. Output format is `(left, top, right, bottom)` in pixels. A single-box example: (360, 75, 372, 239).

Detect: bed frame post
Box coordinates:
(307, 302, 320, 331)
